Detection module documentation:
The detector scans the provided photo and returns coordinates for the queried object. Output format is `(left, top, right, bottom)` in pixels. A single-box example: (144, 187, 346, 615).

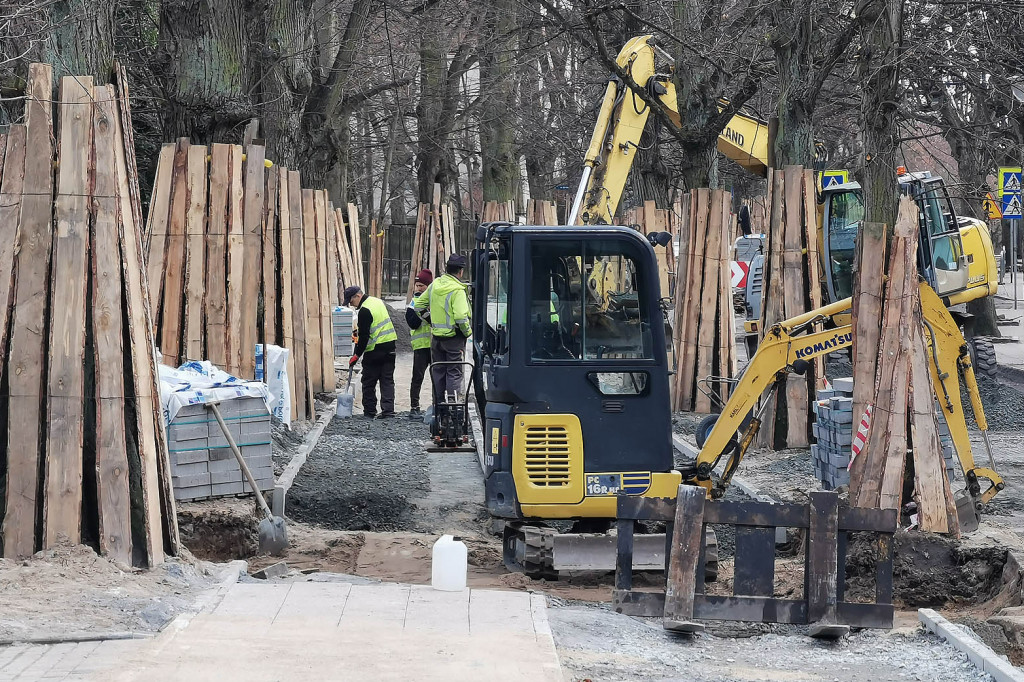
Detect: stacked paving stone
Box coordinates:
(166, 397, 273, 501)
(812, 377, 956, 490)
(332, 306, 355, 357)
(811, 378, 854, 490)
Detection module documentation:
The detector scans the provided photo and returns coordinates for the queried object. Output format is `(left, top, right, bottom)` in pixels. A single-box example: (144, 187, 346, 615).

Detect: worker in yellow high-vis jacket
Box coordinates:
(406, 269, 433, 417)
(344, 285, 398, 419)
(415, 253, 471, 403)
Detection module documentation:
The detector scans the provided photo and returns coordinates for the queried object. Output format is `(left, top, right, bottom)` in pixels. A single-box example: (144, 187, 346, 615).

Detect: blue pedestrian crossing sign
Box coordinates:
(820, 170, 849, 189)
(1004, 193, 1023, 220)
(1000, 167, 1023, 219)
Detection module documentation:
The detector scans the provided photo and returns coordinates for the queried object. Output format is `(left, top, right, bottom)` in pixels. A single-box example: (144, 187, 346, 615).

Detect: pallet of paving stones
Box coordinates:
(332, 305, 354, 357)
(166, 397, 274, 502)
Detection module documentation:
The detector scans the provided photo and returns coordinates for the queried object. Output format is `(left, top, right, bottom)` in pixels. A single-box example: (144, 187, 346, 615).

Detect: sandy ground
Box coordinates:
(0, 542, 221, 641)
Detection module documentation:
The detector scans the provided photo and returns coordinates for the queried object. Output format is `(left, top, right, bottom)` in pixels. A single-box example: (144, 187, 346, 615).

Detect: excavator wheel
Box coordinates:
(969, 337, 998, 381)
(704, 528, 719, 582)
(695, 414, 739, 457)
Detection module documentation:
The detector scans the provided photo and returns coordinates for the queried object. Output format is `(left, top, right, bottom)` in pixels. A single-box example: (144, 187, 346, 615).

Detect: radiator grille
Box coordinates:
(523, 425, 571, 487)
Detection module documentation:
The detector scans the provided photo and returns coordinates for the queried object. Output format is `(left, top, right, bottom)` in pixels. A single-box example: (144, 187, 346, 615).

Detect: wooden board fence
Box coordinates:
(0, 64, 177, 565)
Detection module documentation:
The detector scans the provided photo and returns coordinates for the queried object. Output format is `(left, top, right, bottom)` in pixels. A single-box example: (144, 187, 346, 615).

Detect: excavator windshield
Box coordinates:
(823, 189, 863, 300)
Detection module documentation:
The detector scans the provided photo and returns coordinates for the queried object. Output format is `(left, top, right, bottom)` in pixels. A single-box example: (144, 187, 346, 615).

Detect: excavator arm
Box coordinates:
(569, 35, 769, 225)
(686, 281, 1004, 510)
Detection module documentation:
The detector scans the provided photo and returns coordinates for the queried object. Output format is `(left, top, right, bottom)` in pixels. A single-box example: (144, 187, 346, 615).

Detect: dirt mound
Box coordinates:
(845, 530, 1007, 607)
(178, 498, 259, 562)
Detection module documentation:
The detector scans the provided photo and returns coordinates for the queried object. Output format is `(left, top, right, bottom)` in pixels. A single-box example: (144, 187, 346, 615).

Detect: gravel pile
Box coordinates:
(387, 301, 413, 354)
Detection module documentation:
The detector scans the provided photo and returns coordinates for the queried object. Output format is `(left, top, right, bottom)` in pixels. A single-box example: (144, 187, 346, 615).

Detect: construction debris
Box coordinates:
(672, 188, 737, 412)
(849, 196, 959, 535)
(0, 64, 177, 565)
(146, 142, 362, 419)
(757, 166, 824, 448)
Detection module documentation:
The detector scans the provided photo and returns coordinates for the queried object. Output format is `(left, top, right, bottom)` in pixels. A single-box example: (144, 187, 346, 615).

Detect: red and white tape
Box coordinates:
(848, 404, 873, 471)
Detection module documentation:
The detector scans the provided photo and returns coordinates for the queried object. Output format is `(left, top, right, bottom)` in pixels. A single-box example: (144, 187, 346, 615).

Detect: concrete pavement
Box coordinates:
(0, 582, 563, 681)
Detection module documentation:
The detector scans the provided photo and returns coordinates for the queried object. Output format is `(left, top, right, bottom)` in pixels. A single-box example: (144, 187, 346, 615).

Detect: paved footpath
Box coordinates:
(0, 582, 563, 681)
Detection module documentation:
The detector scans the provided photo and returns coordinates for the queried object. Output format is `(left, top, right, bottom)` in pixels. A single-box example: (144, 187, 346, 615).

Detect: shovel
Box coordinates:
(336, 367, 355, 418)
(206, 402, 288, 556)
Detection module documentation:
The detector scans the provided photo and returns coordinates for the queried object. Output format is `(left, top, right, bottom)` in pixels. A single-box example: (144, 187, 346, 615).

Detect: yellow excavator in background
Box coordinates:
(569, 34, 1000, 376)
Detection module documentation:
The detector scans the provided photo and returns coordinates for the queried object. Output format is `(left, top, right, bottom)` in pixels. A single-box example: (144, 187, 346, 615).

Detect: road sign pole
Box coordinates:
(1014, 219, 1019, 310)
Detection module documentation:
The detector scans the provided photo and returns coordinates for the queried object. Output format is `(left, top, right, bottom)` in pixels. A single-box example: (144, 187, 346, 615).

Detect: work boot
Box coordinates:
(375, 411, 395, 420)
(363, 412, 376, 419)
(407, 408, 423, 419)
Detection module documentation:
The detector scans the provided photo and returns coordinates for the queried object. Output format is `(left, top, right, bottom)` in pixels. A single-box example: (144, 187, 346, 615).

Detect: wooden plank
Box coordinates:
(614, 518, 634, 591)
(205, 144, 231, 370)
(678, 189, 710, 411)
(277, 168, 297, 417)
(671, 193, 690, 410)
(663, 485, 706, 626)
(335, 207, 355, 291)
(806, 491, 847, 636)
(702, 500, 809, 527)
(302, 189, 323, 392)
(315, 190, 336, 391)
(182, 145, 208, 361)
(43, 75, 94, 549)
(347, 203, 363, 288)
(159, 138, 190, 365)
(782, 166, 809, 446)
(262, 167, 279, 344)
(716, 194, 733, 401)
(288, 173, 312, 420)
(428, 184, 441, 274)
(325, 201, 340, 306)
(0, 127, 27, 372)
(114, 62, 145, 238)
(694, 190, 724, 414)
(144, 144, 175, 313)
(733, 526, 776, 597)
(802, 170, 825, 386)
(757, 170, 785, 448)
(909, 299, 959, 535)
(224, 145, 245, 376)
(406, 204, 427, 303)
(849, 220, 887, 497)
(110, 79, 175, 562)
(239, 145, 265, 379)
(90, 86, 131, 565)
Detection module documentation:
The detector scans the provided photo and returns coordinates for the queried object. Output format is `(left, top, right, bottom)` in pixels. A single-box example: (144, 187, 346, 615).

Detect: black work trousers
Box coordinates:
(430, 335, 466, 403)
(361, 348, 396, 416)
(410, 348, 431, 410)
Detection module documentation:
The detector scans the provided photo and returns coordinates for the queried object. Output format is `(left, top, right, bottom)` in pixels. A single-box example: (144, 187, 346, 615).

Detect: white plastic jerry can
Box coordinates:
(431, 534, 468, 591)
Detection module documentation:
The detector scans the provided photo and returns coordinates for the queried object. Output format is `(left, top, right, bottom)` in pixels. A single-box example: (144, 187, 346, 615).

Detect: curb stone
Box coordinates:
(919, 608, 1024, 682)
(272, 404, 337, 516)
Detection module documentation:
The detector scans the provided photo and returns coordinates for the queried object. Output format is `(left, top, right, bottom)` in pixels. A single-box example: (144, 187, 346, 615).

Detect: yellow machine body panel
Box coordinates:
(947, 218, 998, 306)
(511, 412, 683, 516)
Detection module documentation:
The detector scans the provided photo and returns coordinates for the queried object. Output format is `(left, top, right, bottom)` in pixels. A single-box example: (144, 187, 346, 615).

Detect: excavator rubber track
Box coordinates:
(502, 524, 558, 580)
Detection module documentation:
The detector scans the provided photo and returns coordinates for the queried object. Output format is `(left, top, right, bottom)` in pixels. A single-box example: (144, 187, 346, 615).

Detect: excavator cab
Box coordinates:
(472, 223, 681, 524)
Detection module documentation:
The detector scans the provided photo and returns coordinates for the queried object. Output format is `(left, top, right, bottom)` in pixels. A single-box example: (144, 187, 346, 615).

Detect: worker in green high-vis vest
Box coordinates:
(405, 269, 433, 417)
(415, 253, 471, 403)
(344, 285, 398, 419)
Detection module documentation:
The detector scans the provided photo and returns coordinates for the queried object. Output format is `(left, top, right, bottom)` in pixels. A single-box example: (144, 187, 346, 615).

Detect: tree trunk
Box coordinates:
(157, 0, 252, 141)
(770, 0, 816, 167)
(857, 0, 905, 229)
(478, 0, 519, 203)
(630, 124, 671, 207)
(50, 0, 116, 83)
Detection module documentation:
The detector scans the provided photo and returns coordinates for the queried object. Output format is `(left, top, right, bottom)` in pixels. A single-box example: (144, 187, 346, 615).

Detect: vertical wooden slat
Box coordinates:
(315, 190, 336, 391)
(802, 170, 825, 386)
(347, 203, 363, 288)
(205, 144, 231, 370)
(289, 176, 313, 417)
(406, 204, 427, 303)
(671, 193, 690, 410)
(112, 79, 174, 563)
(239, 145, 265, 379)
(224, 145, 245, 377)
(277, 168, 297, 417)
(678, 189, 709, 411)
(262, 168, 279, 344)
(782, 166, 809, 446)
(615, 518, 634, 591)
(91, 86, 131, 565)
(44, 75, 94, 548)
(694, 190, 724, 414)
(325, 201, 340, 306)
(336, 207, 355, 291)
(182, 145, 208, 362)
(302, 189, 323, 392)
(159, 138, 189, 365)
(144, 143, 175, 313)
(806, 491, 845, 636)
(663, 485, 706, 629)
(757, 170, 785, 448)
(717, 195, 733, 401)
(0, 127, 27, 368)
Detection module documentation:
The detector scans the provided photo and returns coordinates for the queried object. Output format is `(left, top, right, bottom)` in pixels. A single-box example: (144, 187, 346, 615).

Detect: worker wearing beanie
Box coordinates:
(343, 285, 397, 419)
(415, 253, 471, 403)
(406, 269, 433, 417)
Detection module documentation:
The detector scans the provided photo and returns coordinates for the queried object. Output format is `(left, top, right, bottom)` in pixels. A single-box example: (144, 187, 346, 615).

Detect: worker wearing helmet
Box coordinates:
(415, 253, 471, 402)
(344, 285, 398, 419)
(406, 269, 433, 417)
